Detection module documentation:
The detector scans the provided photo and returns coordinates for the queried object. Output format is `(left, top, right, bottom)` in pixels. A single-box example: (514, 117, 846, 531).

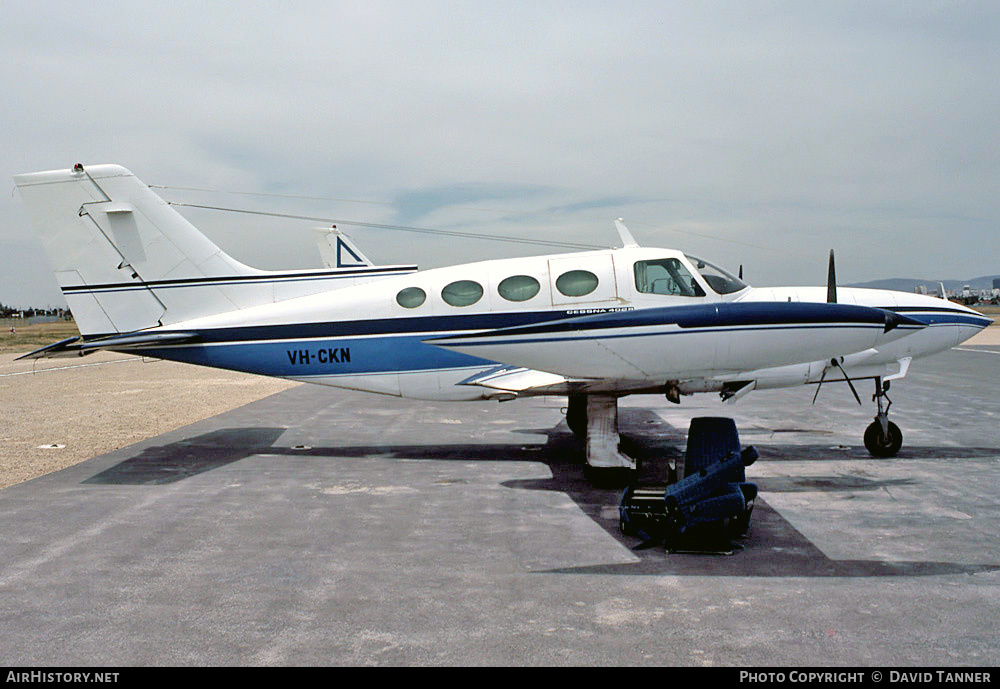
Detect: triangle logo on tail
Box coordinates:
(336, 236, 367, 267)
(313, 227, 373, 269)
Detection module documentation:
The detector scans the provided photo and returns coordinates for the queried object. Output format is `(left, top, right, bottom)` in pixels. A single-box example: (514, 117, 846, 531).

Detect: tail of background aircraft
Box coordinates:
(14, 164, 414, 337)
(313, 226, 374, 269)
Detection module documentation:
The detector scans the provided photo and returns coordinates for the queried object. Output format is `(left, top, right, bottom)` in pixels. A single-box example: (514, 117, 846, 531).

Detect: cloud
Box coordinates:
(2, 1, 998, 306)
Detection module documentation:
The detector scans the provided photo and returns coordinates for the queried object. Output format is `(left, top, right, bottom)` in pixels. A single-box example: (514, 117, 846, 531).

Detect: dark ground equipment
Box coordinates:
(619, 417, 759, 553)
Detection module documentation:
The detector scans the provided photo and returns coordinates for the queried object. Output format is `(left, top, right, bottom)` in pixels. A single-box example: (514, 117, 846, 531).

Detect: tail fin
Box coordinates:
(14, 164, 263, 335)
(313, 226, 373, 269)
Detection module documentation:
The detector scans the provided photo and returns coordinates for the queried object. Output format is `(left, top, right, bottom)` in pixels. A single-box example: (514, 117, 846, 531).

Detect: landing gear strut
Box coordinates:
(864, 377, 902, 458)
(565, 394, 636, 485)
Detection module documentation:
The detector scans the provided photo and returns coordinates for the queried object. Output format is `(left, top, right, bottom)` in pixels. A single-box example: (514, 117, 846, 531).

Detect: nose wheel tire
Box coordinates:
(864, 420, 902, 458)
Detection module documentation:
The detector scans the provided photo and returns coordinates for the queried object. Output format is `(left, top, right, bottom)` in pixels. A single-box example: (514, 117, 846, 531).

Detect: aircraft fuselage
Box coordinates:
(126, 248, 988, 401)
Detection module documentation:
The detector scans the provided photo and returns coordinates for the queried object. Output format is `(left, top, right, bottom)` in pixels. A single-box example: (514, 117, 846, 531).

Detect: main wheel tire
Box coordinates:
(566, 394, 587, 438)
(864, 420, 902, 458)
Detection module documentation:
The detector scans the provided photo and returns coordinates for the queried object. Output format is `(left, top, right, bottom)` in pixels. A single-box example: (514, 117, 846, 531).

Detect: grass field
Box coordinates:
(0, 321, 81, 355)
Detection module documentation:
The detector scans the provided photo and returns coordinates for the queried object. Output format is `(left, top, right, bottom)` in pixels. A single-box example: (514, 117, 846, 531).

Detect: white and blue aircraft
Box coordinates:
(14, 164, 992, 469)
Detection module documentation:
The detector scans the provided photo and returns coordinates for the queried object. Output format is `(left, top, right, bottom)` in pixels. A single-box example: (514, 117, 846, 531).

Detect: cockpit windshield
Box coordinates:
(684, 255, 748, 295)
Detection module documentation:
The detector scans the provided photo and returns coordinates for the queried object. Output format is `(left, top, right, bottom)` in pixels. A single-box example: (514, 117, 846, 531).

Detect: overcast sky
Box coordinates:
(2, 1, 998, 307)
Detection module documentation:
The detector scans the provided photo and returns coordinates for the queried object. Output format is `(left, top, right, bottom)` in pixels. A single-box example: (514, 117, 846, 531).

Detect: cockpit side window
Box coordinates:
(634, 258, 706, 297)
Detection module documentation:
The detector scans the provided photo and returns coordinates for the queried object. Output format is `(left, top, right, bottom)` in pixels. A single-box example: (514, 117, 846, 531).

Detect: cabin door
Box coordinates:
(547, 254, 620, 308)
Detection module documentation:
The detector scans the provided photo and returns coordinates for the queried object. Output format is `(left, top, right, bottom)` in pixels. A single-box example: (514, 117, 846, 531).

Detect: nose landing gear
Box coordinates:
(864, 377, 902, 458)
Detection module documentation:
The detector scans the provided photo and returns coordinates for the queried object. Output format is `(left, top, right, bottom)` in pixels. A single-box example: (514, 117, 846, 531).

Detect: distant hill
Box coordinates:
(847, 276, 1000, 292)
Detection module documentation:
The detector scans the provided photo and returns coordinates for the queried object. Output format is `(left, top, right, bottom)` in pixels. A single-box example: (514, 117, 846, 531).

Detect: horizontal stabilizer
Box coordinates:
(16, 331, 199, 360)
(14, 336, 87, 360)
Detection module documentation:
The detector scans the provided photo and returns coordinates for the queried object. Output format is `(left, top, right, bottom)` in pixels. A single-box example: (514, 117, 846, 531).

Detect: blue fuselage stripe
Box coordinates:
(896, 313, 993, 327)
(133, 335, 495, 377)
(442, 323, 919, 347)
(123, 303, 986, 378)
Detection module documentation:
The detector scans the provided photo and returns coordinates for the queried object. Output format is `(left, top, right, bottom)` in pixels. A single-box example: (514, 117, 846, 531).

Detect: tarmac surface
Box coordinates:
(0, 351, 297, 489)
(1, 343, 999, 666)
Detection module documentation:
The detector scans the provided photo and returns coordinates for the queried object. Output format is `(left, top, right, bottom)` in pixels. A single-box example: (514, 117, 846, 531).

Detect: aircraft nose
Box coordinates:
(881, 310, 926, 333)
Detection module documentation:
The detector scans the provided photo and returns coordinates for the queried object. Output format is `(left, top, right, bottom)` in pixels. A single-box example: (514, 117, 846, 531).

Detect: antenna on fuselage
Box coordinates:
(615, 218, 639, 248)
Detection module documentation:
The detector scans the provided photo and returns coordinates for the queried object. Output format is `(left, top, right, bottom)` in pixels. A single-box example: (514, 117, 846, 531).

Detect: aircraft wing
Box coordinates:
(16, 331, 200, 360)
(456, 365, 658, 397)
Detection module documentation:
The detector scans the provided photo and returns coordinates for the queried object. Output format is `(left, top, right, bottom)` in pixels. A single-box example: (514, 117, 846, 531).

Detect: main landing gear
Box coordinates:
(566, 394, 636, 485)
(864, 377, 902, 458)
(569, 377, 905, 470)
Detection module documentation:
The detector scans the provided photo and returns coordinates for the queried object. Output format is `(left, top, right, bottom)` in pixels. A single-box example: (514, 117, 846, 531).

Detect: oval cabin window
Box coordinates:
(441, 280, 484, 307)
(395, 287, 426, 308)
(497, 275, 540, 302)
(555, 270, 599, 297)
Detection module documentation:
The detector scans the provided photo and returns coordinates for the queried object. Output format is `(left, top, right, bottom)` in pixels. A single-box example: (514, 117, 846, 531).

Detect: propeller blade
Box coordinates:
(832, 358, 862, 406)
(827, 249, 837, 304)
(812, 364, 828, 404)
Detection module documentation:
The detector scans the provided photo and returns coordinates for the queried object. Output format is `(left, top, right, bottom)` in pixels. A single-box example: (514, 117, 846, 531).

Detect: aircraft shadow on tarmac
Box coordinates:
(83, 410, 998, 578)
(84, 427, 288, 485)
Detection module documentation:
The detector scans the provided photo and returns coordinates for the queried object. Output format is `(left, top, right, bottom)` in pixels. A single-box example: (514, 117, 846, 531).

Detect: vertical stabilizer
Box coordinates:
(14, 164, 261, 335)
